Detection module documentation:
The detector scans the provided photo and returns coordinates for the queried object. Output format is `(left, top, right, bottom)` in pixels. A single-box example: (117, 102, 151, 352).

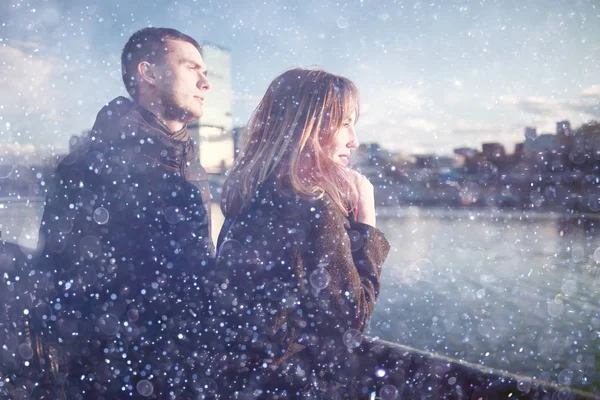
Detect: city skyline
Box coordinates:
(1, 0, 599, 158)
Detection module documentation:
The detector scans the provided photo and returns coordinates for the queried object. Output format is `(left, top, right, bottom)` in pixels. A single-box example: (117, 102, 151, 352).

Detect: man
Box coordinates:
(30, 28, 214, 398)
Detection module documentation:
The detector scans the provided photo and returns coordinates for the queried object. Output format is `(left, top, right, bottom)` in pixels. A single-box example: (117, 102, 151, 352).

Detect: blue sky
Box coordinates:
(1, 0, 599, 157)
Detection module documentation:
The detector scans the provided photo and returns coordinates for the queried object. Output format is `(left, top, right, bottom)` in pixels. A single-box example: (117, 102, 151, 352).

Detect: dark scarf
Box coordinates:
(87, 96, 198, 173)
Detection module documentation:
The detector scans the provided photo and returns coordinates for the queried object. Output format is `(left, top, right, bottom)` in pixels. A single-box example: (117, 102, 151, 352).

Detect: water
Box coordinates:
(0, 197, 43, 251)
(1, 198, 598, 387)
(370, 206, 599, 388)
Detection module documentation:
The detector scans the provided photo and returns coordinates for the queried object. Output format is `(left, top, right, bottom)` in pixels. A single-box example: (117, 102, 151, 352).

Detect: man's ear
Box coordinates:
(138, 61, 157, 86)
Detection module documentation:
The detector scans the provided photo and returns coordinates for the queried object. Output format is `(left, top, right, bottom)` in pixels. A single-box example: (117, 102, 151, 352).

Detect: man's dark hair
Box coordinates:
(121, 27, 201, 100)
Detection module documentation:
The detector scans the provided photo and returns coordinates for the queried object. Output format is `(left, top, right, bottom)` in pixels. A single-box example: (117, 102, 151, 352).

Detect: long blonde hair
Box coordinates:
(221, 67, 360, 219)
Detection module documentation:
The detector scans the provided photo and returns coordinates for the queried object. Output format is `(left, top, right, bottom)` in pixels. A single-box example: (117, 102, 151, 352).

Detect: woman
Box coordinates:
(201, 68, 390, 398)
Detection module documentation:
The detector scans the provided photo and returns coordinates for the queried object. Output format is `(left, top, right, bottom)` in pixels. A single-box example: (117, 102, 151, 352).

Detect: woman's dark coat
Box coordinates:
(202, 179, 390, 398)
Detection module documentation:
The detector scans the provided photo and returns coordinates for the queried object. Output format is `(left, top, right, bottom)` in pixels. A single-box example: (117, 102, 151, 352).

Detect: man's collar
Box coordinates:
(135, 104, 189, 142)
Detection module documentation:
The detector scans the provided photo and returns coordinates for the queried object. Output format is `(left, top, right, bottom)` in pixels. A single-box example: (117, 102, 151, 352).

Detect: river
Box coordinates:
(1, 198, 597, 387)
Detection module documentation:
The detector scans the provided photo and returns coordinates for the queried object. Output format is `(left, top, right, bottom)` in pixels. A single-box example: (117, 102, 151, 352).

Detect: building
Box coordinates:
(523, 133, 558, 155)
(187, 44, 234, 174)
(513, 142, 524, 162)
(481, 142, 506, 162)
(524, 127, 537, 139)
(413, 154, 455, 169)
(454, 147, 479, 159)
(579, 120, 600, 136)
(232, 126, 245, 159)
(354, 143, 402, 179)
(556, 120, 571, 136)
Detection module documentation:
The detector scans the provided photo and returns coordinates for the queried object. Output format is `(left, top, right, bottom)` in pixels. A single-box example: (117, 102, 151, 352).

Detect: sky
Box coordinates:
(1, 0, 599, 158)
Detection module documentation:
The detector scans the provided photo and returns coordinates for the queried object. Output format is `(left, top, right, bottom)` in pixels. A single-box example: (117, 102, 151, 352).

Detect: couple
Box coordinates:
(31, 27, 390, 399)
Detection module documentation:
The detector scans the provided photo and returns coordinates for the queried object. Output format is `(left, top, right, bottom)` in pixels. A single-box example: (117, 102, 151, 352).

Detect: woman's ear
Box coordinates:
(137, 61, 157, 86)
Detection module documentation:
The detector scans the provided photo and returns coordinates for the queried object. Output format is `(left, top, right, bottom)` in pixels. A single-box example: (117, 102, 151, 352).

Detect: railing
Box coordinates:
(359, 338, 596, 399)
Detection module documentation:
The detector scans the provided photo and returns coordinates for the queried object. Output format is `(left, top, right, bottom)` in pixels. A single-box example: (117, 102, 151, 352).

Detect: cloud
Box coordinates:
(0, 43, 64, 122)
(356, 86, 516, 154)
(2, 1, 63, 39)
(453, 128, 499, 136)
(500, 89, 600, 133)
(450, 120, 527, 153)
(0, 1, 128, 151)
(359, 86, 430, 130)
(503, 92, 600, 120)
(5, 40, 41, 50)
(387, 87, 428, 112)
(504, 96, 562, 116)
(0, 37, 123, 150)
(356, 86, 453, 154)
(356, 83, 569, 155)
(406, 118, 438, 133)
(350, 79, 600, 156)
(452, 120, 503, 136)
(362, 87, 428, 119)
(582, 85, 600, 97)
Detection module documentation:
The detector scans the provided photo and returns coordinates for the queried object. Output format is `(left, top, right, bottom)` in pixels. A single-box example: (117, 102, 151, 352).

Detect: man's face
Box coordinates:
(153, 39, 210, 124)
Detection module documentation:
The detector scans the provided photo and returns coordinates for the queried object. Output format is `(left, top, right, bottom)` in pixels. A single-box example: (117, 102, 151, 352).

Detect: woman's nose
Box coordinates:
(347, 132, 359, 148)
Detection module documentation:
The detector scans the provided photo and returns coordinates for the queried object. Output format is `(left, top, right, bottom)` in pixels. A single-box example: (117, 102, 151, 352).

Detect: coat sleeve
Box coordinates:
(295, 196, 390, 340)
(35, 153, 122, 304)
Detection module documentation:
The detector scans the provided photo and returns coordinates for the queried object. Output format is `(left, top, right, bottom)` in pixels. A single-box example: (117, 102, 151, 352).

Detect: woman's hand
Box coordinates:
(350, 171, 376, 227)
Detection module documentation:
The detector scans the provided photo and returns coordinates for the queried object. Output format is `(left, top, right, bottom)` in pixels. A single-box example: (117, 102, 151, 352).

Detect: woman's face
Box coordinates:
(325, 110, 358, 166)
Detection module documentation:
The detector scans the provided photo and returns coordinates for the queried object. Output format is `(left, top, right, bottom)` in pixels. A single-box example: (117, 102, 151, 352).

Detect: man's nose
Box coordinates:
(199, 75, 211, 91)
